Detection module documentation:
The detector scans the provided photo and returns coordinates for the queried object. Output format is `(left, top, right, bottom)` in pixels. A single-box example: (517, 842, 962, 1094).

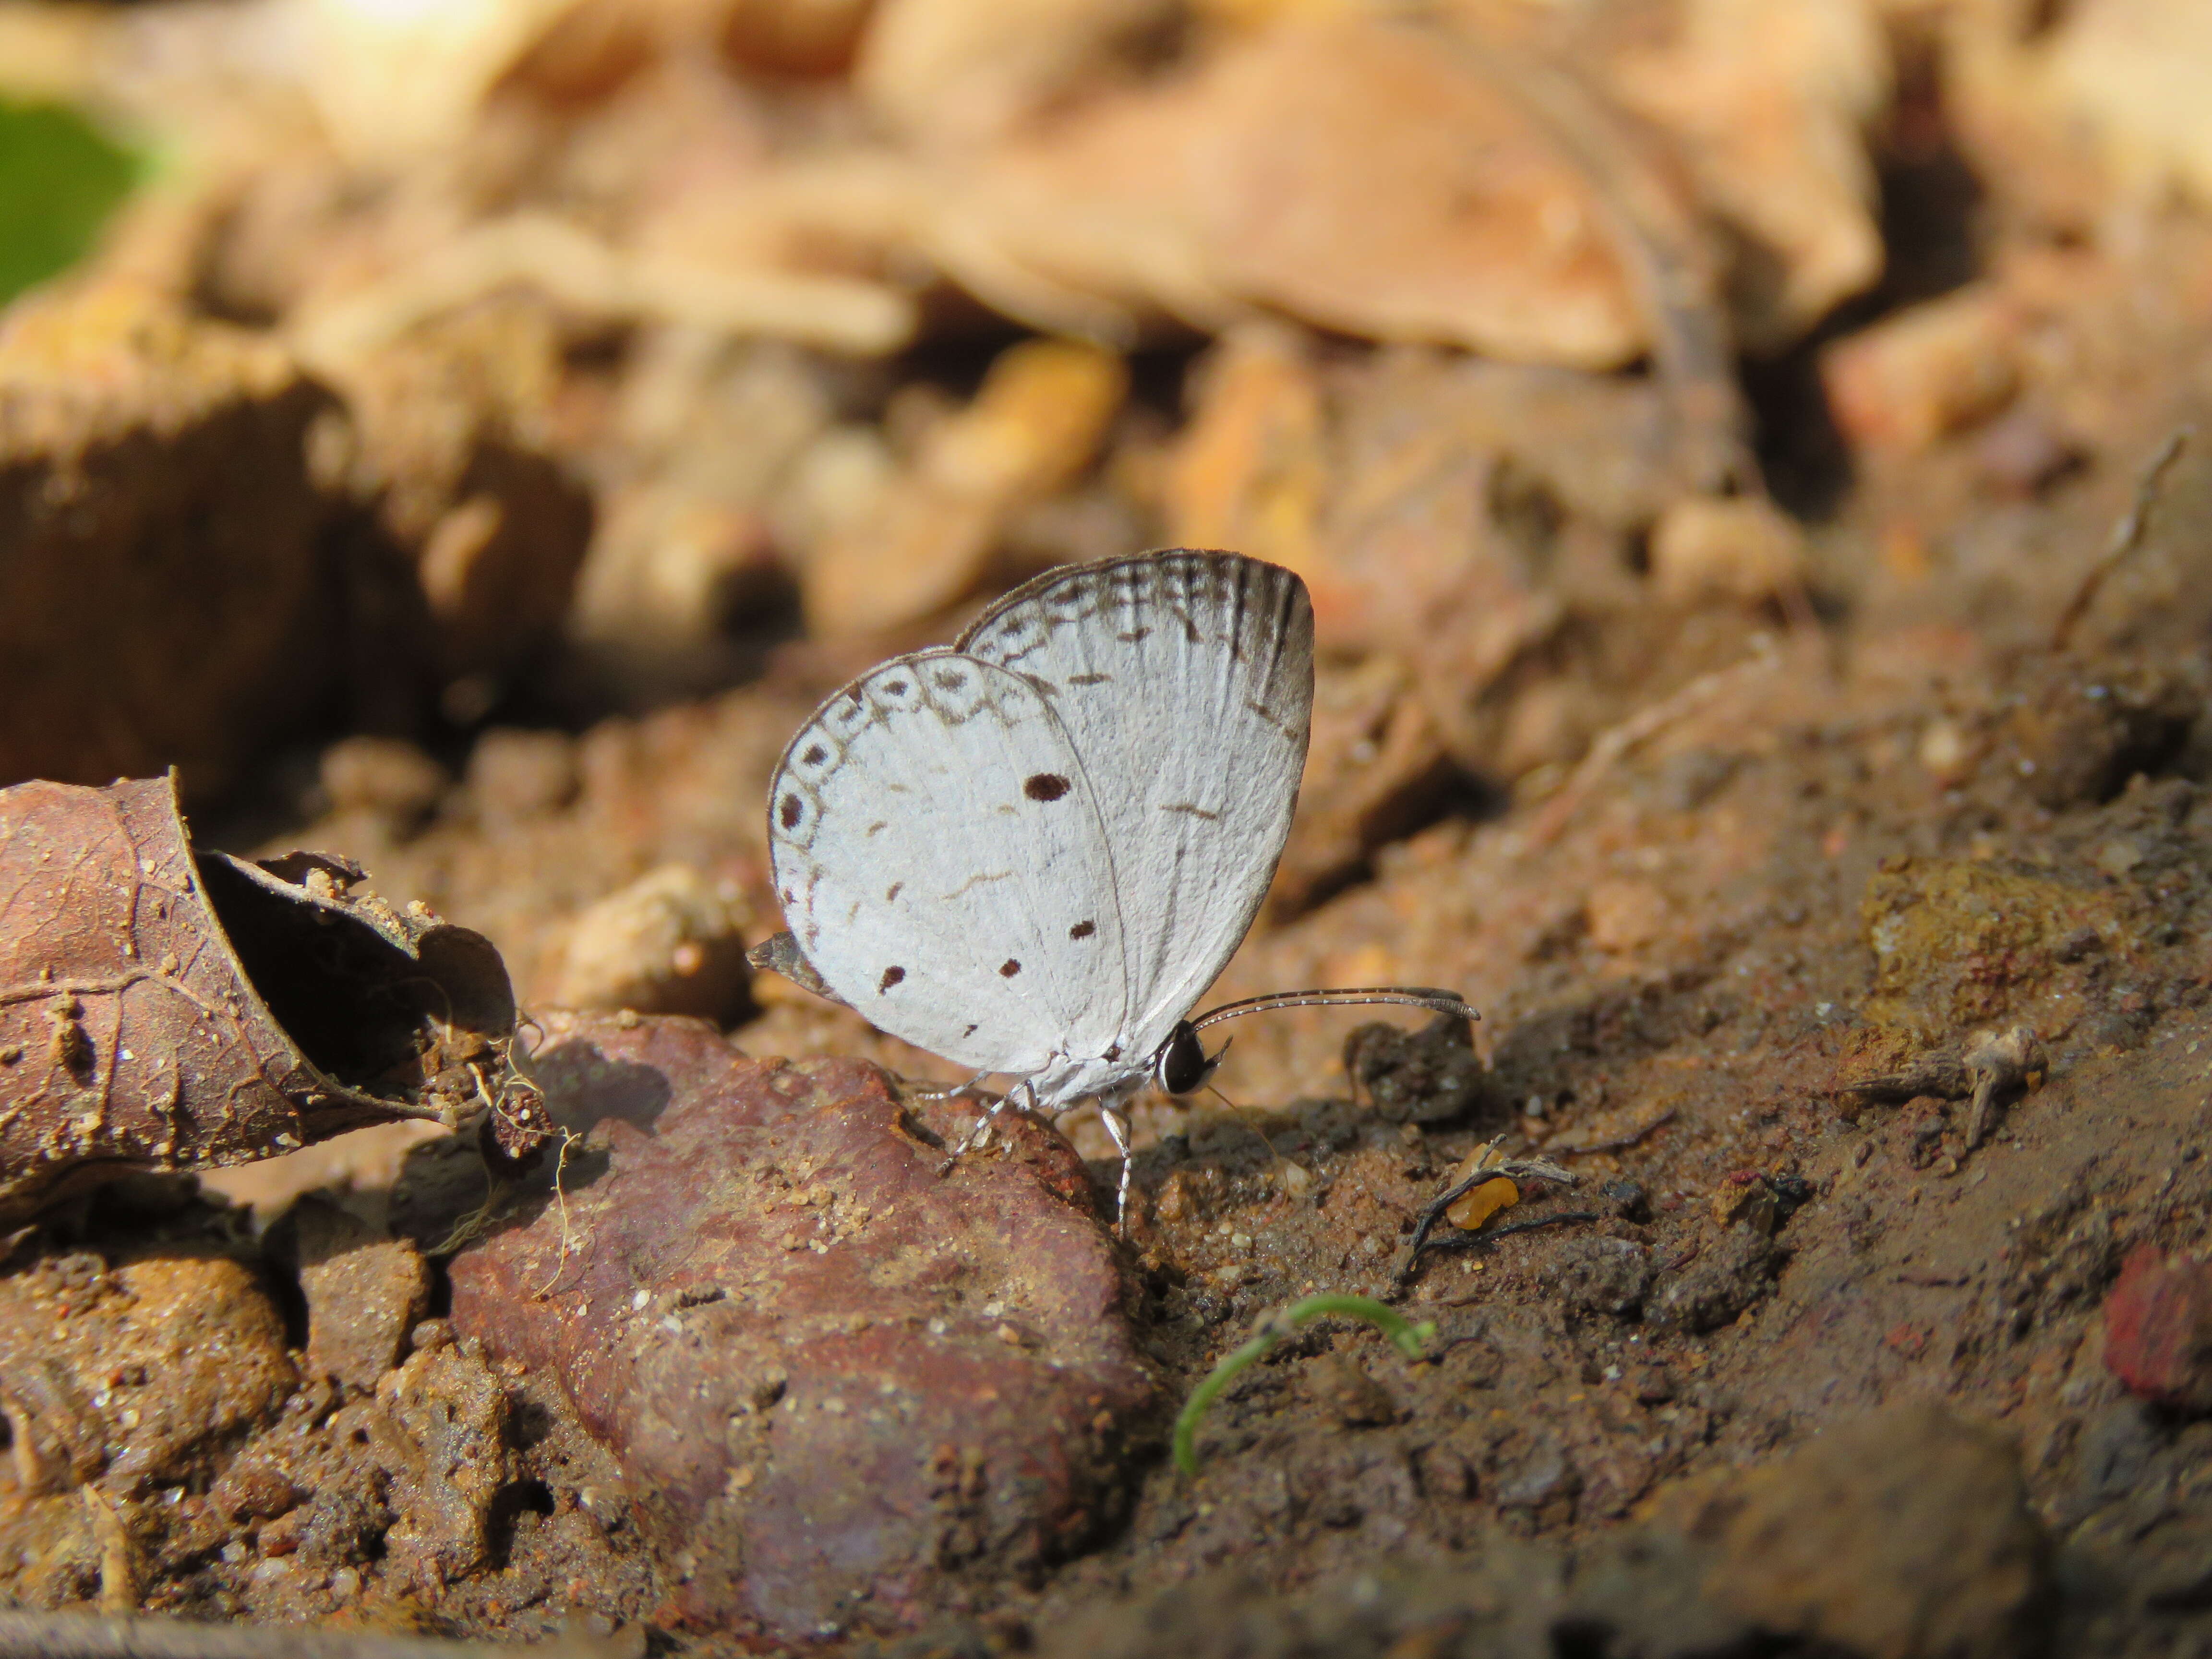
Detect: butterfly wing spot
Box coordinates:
(886, 882, 903, 902)
(946, 869, 1014, 898)
(779, 793, 804, 830)
(963, 1023, 978, 1038)
(1162, 803, 1222, 821)
(1024, 772, 1071, 801)
(935, 669, 968, 690)
(879, 966, 905, 992)
(1116, 628, 1150, 644)
(1070, 919, 1096, 939)
(866, 821, 888, 836)
(1068, 673, 1112, 686)
(999, 959, 1022, 977)
(802, 743, 828, 766)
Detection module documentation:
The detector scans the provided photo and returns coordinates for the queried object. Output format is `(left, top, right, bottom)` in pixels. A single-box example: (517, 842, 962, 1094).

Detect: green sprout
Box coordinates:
(1172, 1293, 1436, 1476)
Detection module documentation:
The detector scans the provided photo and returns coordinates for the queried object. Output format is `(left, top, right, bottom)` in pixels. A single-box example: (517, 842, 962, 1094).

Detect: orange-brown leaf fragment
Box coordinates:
(1446, 1175, 1521, 1232)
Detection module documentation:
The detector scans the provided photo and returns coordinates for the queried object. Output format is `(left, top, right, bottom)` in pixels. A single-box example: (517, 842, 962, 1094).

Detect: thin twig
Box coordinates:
(1432, 15, 1753, 495)
(0, 1611, 642, 1659)
(1394, 1141, 1578, 1289)
(2051, 427, 2192, 651)
(1409, 1210, 1600, 1257)
(1526, 640, 1781, 847)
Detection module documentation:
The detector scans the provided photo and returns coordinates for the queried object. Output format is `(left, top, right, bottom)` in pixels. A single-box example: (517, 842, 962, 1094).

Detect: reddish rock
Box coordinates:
(446, 1013, 1155, 1639)
(2103, 1244, 2212, 1412)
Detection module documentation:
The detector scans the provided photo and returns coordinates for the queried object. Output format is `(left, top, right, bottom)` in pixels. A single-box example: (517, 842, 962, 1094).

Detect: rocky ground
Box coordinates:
(7, 0, 2212, 1655)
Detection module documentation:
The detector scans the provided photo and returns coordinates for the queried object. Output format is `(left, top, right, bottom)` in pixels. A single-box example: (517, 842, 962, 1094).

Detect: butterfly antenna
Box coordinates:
(1191, 987, 1477, 1032)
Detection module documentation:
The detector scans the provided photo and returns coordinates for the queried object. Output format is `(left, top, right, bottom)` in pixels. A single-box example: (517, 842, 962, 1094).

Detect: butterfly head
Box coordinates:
(1152, 1021, 1226, 1097)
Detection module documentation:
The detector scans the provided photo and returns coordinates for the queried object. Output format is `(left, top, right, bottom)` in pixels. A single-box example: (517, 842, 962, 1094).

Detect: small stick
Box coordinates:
(1394, 1142, 1577, 1289)
(1527, 640, 1780, 847)
(1410, 1210, 1600, 1257)
(2051, 427, 2192, 651)
(0, 1611, 641, 1659)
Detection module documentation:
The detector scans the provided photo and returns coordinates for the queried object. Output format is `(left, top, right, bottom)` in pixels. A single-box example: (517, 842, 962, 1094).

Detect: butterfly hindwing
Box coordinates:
(767, 652, 1132, 1076)
(958, 551, 1314, 1057)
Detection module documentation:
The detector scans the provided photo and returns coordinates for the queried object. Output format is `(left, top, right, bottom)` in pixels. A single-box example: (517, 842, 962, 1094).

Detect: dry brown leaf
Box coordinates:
(0, 776, 525, 1222)
(2040, 0, 2212, 207)
(1606, 0, 1890, 348)
(938, 16, 1645, 363)
(855, 0, 1178, 146)
(1163, 321, 1329, 596)
(280, 0, 580, 163)
(803, 337, 1128, 635)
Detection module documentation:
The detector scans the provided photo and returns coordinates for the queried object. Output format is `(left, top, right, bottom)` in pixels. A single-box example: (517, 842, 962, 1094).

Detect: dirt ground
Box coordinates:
(9, 0, 2212, 1655)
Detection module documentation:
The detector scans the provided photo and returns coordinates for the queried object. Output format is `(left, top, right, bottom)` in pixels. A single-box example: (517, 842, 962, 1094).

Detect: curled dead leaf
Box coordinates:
(0, 774, 534, 1221)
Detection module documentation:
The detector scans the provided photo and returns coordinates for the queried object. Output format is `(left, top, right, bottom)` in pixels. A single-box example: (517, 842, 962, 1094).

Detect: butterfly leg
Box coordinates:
(1097, 1101, 1135, 1234)
(910, 1069, 998, 1106)
(935, 1073, 1024, 1176)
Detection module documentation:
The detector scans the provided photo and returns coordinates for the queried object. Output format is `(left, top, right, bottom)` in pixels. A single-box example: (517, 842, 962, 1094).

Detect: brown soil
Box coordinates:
(10, 5, 2212, 1654)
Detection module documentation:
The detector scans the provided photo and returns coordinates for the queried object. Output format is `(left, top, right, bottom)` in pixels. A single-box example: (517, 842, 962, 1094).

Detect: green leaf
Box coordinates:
(0, 99, 142, 305)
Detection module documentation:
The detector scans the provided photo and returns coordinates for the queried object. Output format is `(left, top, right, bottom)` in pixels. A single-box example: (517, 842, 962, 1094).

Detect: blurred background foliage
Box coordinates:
(0, 97, 137, 302)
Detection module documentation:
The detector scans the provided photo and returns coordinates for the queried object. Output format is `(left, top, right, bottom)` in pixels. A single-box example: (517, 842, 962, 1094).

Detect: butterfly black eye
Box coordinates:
(1154, 1022, 1214, 1096)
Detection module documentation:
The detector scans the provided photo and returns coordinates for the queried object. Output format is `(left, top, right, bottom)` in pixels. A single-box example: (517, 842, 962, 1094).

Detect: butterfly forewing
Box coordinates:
(958, 550, 1314, 1058)
(767, 652, 1132, 1076)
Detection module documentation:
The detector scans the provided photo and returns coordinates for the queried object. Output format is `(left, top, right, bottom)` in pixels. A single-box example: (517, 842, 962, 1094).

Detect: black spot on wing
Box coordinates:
(886, 882, 902, 902)
(999, 959, 1022, 977)
(1068, 673, 1111, 685)
(779, 793, 803, 830)
(879, 966, 905, 992)
(1069, 919, 1095, 939)
(935, 669, 968, 690)
(802, 743, 828, 765)
(1024, 773, 1071, 801)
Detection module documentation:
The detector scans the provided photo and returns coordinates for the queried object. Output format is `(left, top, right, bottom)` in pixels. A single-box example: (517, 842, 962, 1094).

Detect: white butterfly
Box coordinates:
(753, 549, 1473, 1218)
